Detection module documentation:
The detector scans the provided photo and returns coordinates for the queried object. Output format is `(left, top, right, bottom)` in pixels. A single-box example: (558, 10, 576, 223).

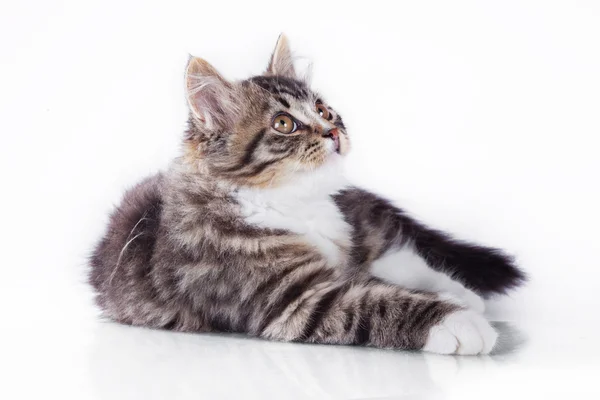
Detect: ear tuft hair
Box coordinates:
(185, 57, 240, 130)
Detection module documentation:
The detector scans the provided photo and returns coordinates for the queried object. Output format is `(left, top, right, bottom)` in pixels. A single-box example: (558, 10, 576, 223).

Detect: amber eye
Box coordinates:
(272, 113, 297, 134)
(316, 103, 330, 120)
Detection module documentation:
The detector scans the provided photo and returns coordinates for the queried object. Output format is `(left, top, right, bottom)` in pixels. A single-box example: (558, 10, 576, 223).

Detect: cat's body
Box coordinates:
(90, 35, 525, 355)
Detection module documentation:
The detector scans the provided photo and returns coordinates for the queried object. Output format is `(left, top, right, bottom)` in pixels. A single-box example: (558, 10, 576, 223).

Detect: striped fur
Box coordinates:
(90, 170, 459, 349)
(89, 35, 524, 355)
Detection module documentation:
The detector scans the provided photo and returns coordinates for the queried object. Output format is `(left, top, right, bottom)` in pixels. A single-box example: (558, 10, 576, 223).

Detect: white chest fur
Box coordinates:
(234, 159, 352, 266)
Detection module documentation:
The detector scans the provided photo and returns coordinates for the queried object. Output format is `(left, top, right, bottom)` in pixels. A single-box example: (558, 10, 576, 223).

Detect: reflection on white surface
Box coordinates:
(4, 282, 594, 400)
(85, 318, 527, 400)
(89, 322, 445, 400)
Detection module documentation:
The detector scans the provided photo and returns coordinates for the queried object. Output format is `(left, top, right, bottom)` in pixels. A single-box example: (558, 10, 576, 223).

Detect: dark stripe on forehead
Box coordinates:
(249, 76, 310, 100)
(276, 97, 290, 108)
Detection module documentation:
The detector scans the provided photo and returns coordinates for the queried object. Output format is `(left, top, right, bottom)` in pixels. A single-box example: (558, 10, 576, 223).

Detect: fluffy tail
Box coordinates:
(334, 187, 526, 297)
(408, 222, 527, 296)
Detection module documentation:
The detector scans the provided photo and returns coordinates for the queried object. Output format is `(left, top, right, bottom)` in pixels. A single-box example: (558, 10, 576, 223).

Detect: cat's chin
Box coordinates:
(313, 152, 346, 173)
(275, 154, 348, 193)
(325, 136, 346, 156)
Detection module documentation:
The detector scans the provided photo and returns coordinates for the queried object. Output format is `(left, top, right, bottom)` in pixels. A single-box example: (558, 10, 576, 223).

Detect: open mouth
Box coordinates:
(324, 134, 340, 154)
(332, 135, 340, 153)
(322, 128, 341, 154)
(324, 128, 341, 154)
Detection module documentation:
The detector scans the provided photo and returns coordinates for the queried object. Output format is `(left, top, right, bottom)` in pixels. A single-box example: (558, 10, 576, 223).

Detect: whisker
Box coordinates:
(108, 211, 149, 287)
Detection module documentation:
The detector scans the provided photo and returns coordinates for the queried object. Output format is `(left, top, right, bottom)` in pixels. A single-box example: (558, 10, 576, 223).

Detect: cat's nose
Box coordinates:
(322, 128, 339, 139)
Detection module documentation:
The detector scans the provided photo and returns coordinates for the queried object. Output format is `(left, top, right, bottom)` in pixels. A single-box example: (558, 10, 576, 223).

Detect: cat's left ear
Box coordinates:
(265, 34, 297, 79)
(185, 56, 239, 130)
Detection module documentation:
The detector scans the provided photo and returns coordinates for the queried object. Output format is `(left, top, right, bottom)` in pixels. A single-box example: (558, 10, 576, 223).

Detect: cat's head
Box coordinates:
(183, 35, 349, 188)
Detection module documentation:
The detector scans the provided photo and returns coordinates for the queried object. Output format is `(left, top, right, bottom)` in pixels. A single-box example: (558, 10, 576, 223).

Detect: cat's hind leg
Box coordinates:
(254, 266, 496, 354)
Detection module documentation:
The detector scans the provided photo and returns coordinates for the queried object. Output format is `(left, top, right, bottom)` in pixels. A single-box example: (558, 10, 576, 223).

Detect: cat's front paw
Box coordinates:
(423, 310, 497, 355)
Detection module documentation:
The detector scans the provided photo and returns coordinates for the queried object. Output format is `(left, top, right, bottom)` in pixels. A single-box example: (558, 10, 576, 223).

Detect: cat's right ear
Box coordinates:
(185, 56, 239, 130)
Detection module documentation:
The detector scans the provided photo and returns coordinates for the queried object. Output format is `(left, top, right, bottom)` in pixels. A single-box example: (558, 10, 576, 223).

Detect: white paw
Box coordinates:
(423, 310, 498, 355)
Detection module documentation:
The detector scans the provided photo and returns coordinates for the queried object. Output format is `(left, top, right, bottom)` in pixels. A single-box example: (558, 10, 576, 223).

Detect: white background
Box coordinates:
(1, 0, 599, 398)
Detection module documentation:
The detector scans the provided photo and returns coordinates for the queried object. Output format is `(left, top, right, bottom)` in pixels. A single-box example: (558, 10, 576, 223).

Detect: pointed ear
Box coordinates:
(265, 34, 297, 79)
(185, 57, 239, 130)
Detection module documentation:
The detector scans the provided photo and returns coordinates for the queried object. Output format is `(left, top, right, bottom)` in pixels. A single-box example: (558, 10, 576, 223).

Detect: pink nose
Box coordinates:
(325, 128, 339, 138)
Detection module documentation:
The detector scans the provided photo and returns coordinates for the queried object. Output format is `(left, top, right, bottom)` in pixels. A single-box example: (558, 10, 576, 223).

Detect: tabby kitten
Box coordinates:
(90, 35, 525, 355)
